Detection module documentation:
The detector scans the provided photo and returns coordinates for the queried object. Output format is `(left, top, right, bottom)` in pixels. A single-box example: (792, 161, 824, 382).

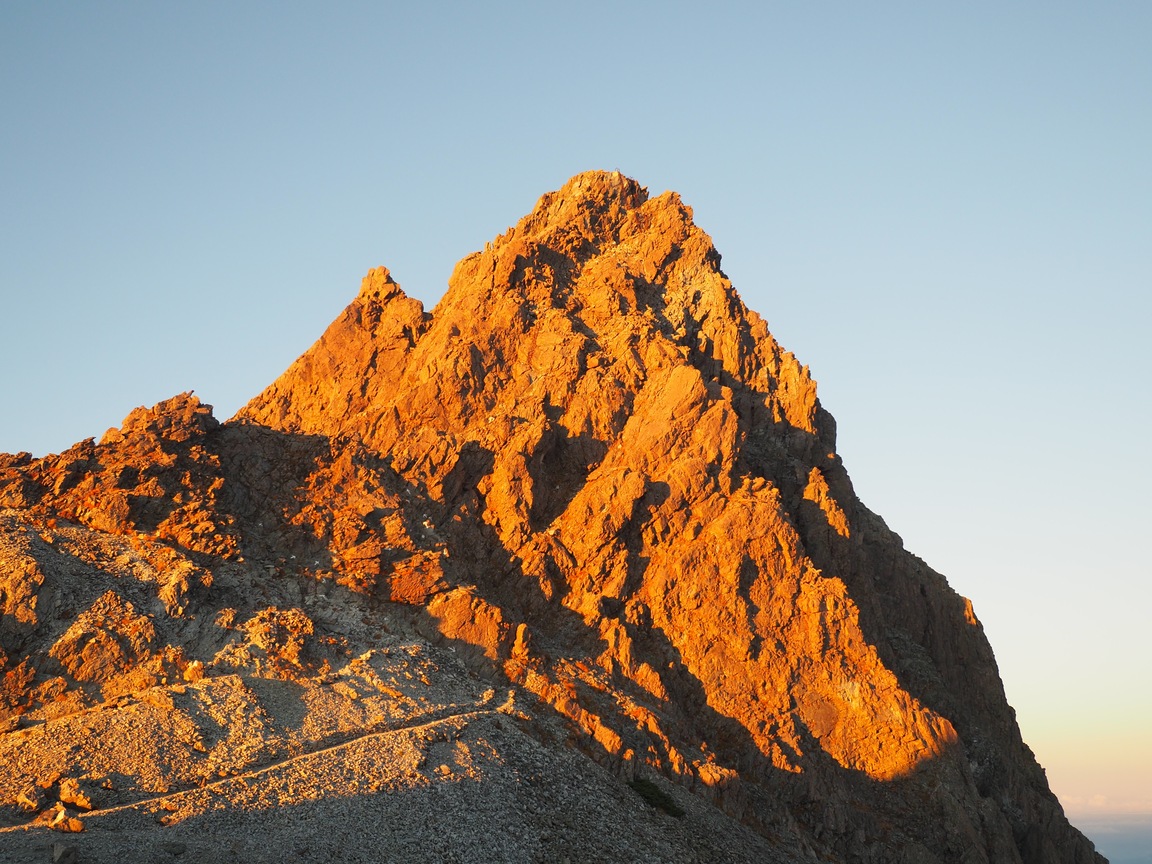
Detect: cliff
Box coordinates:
(0, 172, 1102, 863)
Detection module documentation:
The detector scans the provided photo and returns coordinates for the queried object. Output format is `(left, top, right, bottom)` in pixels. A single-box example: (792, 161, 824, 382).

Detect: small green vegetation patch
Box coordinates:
(628, 778, 685, 818)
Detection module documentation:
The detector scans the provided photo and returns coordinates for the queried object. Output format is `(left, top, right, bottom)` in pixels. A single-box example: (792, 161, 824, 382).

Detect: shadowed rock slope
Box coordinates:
(0, 172, 1102, 863)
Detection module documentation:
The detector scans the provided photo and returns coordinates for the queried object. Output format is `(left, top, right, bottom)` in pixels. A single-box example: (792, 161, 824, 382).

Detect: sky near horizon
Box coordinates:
(2, 0, 1150, 841)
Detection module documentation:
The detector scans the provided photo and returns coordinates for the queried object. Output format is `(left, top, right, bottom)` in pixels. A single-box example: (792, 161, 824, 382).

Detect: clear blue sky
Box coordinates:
(3, 0, 1150, 838)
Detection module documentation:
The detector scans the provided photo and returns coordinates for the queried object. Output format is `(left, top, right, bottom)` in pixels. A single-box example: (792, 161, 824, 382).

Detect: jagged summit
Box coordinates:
(0, 173, 1103, 863)
(239, 170, 818, 444)
(509, 169, 650, 249)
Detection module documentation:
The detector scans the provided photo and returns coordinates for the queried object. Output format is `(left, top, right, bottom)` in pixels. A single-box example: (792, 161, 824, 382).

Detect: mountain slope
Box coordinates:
(0, 172, 1101, 863)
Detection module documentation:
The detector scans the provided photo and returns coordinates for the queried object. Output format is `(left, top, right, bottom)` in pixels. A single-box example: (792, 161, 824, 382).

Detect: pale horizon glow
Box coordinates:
(2, 3, 1149, 853)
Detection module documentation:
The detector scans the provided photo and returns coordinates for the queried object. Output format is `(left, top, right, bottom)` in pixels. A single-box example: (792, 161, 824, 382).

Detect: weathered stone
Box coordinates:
(15, 784, 43, 812)
(0, 172, 1102, 864)
(58, 778, 95, 811)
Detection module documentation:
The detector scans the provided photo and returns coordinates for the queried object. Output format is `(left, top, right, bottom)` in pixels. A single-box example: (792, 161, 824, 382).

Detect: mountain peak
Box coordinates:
(513, 169, 651, 250)
(0, 175, 1103, 863)
(239, 171, 819, 445)
(356, 265, 404, 302)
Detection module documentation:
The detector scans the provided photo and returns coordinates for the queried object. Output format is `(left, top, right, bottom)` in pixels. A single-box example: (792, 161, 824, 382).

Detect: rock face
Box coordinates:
(0, 172, 1102, 863)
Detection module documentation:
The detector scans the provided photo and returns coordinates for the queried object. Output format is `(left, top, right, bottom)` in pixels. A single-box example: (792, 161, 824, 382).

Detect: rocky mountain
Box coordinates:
(0, 172, 1103, 863)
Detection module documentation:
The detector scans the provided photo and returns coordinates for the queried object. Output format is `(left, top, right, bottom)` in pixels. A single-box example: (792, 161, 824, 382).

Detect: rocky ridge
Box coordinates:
(0, 171, 1102, 863)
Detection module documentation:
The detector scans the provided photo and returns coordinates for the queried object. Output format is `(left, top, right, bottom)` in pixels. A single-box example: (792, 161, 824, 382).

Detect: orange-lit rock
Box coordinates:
(48, 591, 156, 683)
(0, 172, 1102, 863)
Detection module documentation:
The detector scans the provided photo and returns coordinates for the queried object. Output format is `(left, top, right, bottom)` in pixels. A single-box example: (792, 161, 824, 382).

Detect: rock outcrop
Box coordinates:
(0, 172, 1102, 863)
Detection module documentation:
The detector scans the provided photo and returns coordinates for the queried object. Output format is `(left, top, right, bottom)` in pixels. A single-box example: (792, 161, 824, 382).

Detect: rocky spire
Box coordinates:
(0, 173, 1102, 863)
